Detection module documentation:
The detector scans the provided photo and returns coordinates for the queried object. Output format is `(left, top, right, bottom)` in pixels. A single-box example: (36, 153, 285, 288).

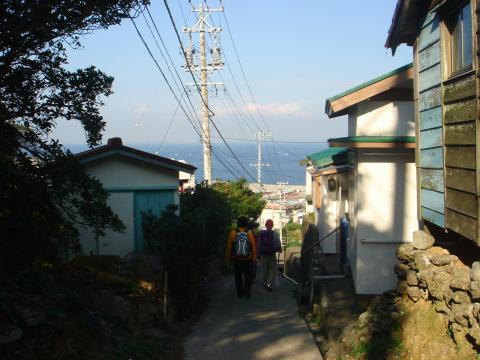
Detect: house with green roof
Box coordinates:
(316, 64, 418, 294)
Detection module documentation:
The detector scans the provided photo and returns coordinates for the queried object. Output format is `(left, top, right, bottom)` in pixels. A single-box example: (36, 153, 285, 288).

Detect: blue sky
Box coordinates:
(55, 0, 412, 146)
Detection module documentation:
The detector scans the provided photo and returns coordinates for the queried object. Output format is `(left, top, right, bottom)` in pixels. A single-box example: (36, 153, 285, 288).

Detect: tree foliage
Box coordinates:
(211, 178, 266, 224)
(0, 0, 148, 270)
(142, 183, 234, 318)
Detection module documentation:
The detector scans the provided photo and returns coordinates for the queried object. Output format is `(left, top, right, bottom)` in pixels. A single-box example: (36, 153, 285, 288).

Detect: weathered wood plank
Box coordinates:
(421, 188, 445, 214)
(421, 11, 436, 30)
(445, 123, 476, 145)
(446, 188, 478, 218)
(420, 147, 444, 168)
(419, 39, 440, 72)
(444, 99, 476, 124)
(419, 86, 442, 111)
(420, 169, 444, 191)
(419, 63, 441, 92)
(420, 106, 442, 130)
(420, 127, 442, 149)
(418, 16, 440, 51)
(445, 167, 477, 193)
(444, 75, 476, 103)
(445, 146, 476, 169)
(446, 208, 477, 241)
(421, 206, 445, 228)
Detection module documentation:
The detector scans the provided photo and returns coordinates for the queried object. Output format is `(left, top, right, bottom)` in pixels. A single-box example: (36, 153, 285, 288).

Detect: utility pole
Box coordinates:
(250, 132, 272, 185)
(277, 181, 289, 248)
(183, 2, 224, 184)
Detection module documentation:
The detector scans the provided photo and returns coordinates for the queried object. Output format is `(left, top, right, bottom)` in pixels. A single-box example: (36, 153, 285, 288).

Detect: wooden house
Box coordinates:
(74, 137, 196, 257)
(386, 0, 480, 244)
(322, 64, 418, 294)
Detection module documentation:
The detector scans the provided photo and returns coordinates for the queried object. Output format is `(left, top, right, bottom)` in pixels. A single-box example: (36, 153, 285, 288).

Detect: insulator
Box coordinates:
(185, 47, 194, 67)
(211, 47, 222, 66)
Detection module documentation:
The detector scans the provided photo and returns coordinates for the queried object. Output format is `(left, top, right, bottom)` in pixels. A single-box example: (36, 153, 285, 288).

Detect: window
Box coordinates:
(446, 2, 473, 74)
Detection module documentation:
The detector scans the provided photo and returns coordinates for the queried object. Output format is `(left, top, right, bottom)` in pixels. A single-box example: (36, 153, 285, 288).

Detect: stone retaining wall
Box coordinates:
(395, 230, 480, 346)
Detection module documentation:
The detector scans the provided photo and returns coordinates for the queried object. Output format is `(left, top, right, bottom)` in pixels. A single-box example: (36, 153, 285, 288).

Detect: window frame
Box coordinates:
(442, 1, 474, 78)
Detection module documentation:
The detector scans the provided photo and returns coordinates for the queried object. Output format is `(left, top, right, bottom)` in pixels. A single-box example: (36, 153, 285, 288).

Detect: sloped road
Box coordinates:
(183, 270, 323, 360)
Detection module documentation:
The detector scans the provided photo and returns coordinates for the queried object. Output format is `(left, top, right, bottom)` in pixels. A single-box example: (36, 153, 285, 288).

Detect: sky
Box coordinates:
(54, 0, 412, 147)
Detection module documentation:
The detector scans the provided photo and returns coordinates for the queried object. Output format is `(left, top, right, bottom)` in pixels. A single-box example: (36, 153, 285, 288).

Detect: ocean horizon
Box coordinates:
(67, 142, 327, 185)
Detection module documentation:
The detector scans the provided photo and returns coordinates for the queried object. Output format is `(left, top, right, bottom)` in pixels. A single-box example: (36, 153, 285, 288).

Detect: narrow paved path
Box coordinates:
(183, 270, 323, 360)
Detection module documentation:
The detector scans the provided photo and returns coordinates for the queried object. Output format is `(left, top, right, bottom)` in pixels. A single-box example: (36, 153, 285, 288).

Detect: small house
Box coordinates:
(318, 64, 418, 294)
(74, 137, 196, 257)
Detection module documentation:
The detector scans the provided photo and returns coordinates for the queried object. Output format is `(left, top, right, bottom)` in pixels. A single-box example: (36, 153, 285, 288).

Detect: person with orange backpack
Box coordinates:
(225, 216, 257, 298)
(257, 219, 282, 292)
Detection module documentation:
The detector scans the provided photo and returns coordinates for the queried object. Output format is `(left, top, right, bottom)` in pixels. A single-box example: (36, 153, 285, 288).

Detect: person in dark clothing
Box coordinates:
(225, 216, 257, 298)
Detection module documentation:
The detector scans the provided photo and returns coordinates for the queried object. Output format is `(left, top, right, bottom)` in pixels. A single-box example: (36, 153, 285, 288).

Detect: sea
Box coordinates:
(68, 142, 326, 185)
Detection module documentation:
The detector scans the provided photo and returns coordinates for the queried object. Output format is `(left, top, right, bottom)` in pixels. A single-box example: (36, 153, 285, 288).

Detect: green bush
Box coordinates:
(141, 184, 232, 319)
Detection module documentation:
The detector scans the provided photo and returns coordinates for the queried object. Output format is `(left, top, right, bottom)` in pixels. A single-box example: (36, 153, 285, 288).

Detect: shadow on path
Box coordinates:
(183, 270, 323, 360)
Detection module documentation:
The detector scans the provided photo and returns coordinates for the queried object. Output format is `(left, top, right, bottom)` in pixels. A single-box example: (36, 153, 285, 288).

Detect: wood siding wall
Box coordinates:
(417, 11, 445, 228)
(444, 71, 477, 241)
(416, 2, 479, 243)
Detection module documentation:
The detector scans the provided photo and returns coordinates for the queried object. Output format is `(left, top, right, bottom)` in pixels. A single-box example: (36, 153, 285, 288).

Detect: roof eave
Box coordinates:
(385, 0, 434, 53)
(76, 147, 197, 174)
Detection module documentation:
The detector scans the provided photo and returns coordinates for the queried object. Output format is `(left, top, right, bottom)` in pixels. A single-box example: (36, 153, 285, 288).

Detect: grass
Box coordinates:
(350, 334, 404, 359)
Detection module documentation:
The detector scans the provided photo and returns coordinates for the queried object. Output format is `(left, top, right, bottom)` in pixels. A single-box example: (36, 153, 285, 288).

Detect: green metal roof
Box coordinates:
(327, 63, 413, 103)
(307, 147, 348, 168)
(328, 136, 415, 143)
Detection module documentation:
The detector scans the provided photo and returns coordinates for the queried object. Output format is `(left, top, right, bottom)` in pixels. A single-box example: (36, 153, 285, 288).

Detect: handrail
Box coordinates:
(301, 226, 340, 255)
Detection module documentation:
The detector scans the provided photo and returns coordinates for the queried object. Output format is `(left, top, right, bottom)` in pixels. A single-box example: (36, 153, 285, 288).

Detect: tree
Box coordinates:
(212, 179, 266, 224)
(142, 183, 234, 318)
(0, 0, 149, 270)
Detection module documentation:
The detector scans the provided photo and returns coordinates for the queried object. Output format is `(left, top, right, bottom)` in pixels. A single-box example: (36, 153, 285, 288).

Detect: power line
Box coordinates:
(129, 15, 203, 139)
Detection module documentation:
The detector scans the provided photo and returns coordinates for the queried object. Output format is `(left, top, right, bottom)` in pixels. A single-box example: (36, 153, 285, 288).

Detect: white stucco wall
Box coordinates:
(318, 175, 338, 254)
(352, 151, 417, 294)
(78, 192, 135, 257)
(84, 155, 179, 189)
(348, 101, 415, 137)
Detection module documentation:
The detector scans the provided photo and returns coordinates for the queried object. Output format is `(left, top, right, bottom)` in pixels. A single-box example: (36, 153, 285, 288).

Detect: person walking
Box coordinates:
(225, 216, 257, 298)
(257, 219, 282, 292)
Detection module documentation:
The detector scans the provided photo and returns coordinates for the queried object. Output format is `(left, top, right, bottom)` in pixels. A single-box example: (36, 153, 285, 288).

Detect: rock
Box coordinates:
(406, 270, 418, 286)
(451, 290, 471, 304)
(0, 324, 23, 344)
(417, 269, 434, 288)
(444, 288, 454, 306)
(407, 286, 427, 302)
(393, 262, 409, 279)
(397, 243, 415, 264)
(472, 303, 480, 321)
(451, 267, 471, 291)
(471, 262, 480, 281)
(468, 326, 480, 346)
(431, 254, 453, 266)
(428, 271, 451, 300)
(470, 281, 480, 301)
(414, 251, 432, 271)
(358, 311, 370, 328)
(451, 323, 468, 344)
(396, 280, 408, 296)
(427, 246, 449, 256)
(434, 300, 450, 314)
(450, 303, 472, 327)
(412, 230, 435, 250)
